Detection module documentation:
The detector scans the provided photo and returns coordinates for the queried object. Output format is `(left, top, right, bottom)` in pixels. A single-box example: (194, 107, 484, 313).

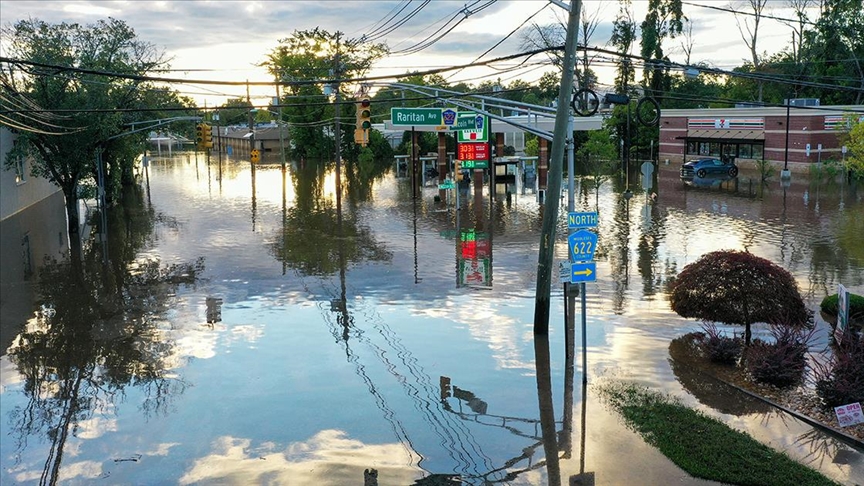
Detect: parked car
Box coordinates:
(680, 157, 739, 180)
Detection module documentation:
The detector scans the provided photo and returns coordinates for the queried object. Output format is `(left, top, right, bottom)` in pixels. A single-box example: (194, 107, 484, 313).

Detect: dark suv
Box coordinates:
(680, 157, 739, 181)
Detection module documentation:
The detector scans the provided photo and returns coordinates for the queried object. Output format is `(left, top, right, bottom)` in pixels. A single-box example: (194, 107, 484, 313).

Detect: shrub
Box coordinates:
(696, 323, 742, 365)
(744, 325, 812, 388)
(813, 333, 864, 409)
(756, 158, 774, 181)
(819, 292, 864, 322)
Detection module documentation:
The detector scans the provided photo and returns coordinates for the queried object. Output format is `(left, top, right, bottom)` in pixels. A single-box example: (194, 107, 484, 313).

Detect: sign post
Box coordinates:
(834, 284, 850, 344)
(567, 211, 599, 384)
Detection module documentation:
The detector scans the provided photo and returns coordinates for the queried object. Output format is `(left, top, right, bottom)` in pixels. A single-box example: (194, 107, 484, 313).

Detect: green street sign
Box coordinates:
(438, 180, 455, 190)
(456, 112, 489, 142)
(391, 108, 443, 126)
(450, 117, 476, 130)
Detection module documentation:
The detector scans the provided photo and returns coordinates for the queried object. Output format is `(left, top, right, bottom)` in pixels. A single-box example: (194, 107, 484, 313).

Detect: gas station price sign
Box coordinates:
(458, 142, 488, 162)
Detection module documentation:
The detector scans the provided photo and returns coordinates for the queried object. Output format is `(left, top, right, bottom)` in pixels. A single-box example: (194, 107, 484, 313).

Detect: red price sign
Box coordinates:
(458, 142, 488, 161)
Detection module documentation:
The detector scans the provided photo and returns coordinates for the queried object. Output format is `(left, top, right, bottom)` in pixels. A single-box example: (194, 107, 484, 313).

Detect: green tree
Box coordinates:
(609, 0, 637, 94)
(0, 18, 172, 262)
(577, 129, 618, 206)
(264, 28, 388, 162)
(843, 116, 864, 179)
(800, 0, 864, 104)
(640, 0, 685, 99)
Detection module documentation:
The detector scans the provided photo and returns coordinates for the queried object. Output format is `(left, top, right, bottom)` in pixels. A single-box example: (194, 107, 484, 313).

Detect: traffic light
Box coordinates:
(356, 98, 371, 131)
(439, 376, 451, 400)
(195, 123, 205, 150)
(453, 160, 463, 181)
(203, 123, 213, 148)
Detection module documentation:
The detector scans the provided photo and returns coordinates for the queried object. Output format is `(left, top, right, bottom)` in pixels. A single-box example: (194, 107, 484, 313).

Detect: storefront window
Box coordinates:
(687, 141, 698, 154)
(709, 142, 721, 156)
(752, 143, 763, 159)
(739, 144, 752, 158)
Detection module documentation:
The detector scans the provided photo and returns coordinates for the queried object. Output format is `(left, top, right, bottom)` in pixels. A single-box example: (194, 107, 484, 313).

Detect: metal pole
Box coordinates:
(534, 0, 582, 334)
(783, 103, 790, 170)
(581, 281, 587, 383)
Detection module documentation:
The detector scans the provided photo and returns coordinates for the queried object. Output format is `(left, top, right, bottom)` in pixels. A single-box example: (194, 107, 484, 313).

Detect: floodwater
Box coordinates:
(1, 152, 863, 485)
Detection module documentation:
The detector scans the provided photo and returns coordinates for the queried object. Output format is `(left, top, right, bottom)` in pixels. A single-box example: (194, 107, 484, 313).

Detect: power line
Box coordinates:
(681, 1, 818, 26)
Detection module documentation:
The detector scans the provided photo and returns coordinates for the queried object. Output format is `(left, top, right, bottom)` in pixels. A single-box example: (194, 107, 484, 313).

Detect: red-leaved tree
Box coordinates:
(669, 250, 811, 345)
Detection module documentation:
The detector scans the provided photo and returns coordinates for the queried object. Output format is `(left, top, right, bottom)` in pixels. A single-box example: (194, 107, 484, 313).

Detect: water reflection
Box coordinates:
(3, 185, 204, 485)
(3, 155, 862, 484)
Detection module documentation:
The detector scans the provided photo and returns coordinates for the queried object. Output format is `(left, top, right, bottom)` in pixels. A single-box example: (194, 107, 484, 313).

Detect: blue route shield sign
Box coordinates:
(571, 262, 597, 283)
(568, 229, 597, 262)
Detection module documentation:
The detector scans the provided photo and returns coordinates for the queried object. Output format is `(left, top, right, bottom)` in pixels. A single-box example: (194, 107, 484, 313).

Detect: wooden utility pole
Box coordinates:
(534, 0, 582, 334)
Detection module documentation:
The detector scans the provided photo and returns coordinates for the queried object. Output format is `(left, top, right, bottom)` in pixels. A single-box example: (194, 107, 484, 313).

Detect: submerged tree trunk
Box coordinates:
(63, 185, 82, 267)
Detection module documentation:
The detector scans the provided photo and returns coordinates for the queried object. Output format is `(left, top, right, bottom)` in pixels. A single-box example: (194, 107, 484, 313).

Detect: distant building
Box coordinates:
(658, 104, 863, 172)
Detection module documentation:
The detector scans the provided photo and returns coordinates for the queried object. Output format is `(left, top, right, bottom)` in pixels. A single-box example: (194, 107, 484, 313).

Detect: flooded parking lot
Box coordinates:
(2, 153, 862, 485)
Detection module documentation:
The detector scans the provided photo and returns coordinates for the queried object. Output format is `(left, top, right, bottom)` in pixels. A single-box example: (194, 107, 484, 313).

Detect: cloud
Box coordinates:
(179, 430, 422, 485)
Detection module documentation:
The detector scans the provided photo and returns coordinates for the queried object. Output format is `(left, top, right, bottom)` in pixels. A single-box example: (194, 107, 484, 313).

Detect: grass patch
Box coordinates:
(595, 381, 839, 486)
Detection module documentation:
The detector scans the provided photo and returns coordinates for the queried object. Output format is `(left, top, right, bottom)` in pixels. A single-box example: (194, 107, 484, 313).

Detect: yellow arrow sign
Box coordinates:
(572, 268, 593, 277)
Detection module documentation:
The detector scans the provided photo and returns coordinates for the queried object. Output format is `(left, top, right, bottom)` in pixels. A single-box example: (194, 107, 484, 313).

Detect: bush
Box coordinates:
(744, 325, 812, 388)
(696, 323, 742, 365)
(756, 159, 774, 181)
(819, 292, 864, 322)
(813, 333, 864, 409)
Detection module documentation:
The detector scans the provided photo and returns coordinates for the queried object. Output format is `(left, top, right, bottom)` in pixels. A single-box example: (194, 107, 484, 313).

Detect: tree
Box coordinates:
(609, 0, 637, 94)
(804, 0, 864, 104)
(640, 0, 685, 99)
(734, 0, 769, 102)
(520, 3, 604, 90)
(576, 129, 618, 207)
(264, 28, 388, 162)
(669, 250, 811, 345)
(843, 115, 864, 179)
(1, 18, 170, 262)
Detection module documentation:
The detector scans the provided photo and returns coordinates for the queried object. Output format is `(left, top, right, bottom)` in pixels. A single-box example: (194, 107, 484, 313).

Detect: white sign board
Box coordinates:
(834, 402, 863, 427)
(558, 261, 570, 284)
(835, 284, 849, 344)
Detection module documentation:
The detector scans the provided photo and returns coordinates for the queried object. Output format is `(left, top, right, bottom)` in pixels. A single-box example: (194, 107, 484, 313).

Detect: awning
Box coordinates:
(679, 129, 764, 141)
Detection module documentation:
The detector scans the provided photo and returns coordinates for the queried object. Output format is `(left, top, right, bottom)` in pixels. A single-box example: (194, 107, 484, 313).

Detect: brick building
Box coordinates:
(658, 105, 863, 172)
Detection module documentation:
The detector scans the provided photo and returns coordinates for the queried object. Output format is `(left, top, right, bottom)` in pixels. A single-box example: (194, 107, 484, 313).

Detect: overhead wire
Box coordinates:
(445, 1, 549, 82)
(363, 0, 432, 43)
(390, 1, 498, 56)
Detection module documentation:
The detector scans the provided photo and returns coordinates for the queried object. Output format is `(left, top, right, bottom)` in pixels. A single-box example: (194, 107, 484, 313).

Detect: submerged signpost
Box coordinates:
(568, 211, 598, 383)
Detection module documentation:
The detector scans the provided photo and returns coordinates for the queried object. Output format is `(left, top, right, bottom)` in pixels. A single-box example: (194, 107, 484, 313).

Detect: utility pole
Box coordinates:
(247, 80, 255, 176)
(534, 0, 582, 334)
(276, 81, 286, 174)
(333, 32, 342, 198)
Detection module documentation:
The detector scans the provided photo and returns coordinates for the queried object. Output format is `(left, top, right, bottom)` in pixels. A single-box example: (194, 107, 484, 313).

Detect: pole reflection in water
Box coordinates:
(251, 162, 257, 232)
(534, 334, 561, 486)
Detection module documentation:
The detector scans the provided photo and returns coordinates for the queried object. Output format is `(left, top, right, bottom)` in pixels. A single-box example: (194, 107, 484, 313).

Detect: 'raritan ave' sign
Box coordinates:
(390, 108, 443, 126)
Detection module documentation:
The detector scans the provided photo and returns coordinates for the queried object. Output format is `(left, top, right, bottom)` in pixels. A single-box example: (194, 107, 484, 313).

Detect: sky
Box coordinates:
(0, 0, 812, 107)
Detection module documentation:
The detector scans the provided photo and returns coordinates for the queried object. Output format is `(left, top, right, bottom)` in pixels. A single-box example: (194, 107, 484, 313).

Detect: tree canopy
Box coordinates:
(669, 250, 811, 345)
(0, 18, 185, 261)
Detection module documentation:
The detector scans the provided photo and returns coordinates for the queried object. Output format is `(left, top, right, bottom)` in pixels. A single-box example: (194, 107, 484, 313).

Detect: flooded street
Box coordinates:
(2, 153, 863, 485)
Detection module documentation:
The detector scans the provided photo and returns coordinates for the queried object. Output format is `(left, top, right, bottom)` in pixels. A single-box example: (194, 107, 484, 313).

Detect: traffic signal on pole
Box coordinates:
(203, 123, 213, 148)
(195, 123, 205, 149)
(356, 98, 372, 131)
(453, 160, 463, 181)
